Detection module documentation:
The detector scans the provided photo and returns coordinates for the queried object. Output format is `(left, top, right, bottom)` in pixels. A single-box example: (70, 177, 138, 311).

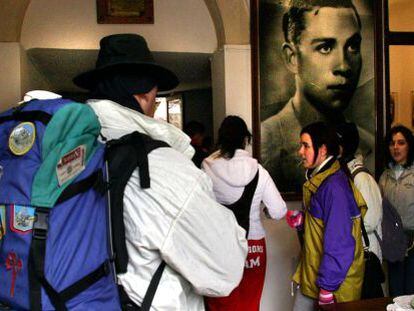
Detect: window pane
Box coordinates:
(154, 97, 167, 121)
(389, 45, 414, 129)
(168, 97, 183, 130)
(389, 0, 414, 31)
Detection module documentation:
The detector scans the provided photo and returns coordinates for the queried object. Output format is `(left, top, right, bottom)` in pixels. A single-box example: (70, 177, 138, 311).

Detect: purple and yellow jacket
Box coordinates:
(293, 160, 366, 302)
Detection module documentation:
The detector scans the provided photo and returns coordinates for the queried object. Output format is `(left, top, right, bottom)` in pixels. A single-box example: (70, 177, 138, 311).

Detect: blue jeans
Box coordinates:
(388, 247, 414, 296)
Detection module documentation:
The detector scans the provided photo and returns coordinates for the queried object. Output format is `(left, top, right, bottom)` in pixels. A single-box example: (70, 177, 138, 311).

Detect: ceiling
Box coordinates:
(27, 48, 212, 95)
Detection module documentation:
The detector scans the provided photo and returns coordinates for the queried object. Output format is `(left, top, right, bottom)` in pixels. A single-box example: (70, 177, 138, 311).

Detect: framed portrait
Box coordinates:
(251, 0, 383, 199)
(411, 91, 414, 129)
(97, 0, 154, 24)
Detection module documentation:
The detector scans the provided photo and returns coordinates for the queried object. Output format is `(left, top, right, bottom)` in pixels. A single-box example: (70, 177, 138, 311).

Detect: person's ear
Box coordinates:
(282, 42, 299, 74)
(133, 91, 156, 117)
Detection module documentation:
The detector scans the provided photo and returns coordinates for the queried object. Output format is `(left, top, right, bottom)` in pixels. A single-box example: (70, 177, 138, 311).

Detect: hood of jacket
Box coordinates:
(202, 149, 258, 187)
(87, 99, 194, 159)
(347, 154, 364, 173)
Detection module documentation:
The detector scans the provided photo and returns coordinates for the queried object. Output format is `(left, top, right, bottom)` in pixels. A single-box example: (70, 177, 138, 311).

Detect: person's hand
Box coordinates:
(286, 210, 303, 229)
(318, 288, 335, 310)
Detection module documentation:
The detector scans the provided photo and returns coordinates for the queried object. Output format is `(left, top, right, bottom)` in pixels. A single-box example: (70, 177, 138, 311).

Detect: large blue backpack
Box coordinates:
(0, 98, 120, 310)
(0, 98, 167, 310)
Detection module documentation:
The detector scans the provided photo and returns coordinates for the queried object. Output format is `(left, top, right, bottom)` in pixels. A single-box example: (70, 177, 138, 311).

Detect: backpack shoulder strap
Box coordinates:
(223, 170, 259, 236)
(106, 131, 169, 273)
(106, 131, 169, 310)
(351, 165, 371, 180)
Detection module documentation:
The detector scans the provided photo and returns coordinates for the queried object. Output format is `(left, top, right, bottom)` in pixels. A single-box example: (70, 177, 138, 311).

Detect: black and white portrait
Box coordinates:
(257, 0, 375, 194)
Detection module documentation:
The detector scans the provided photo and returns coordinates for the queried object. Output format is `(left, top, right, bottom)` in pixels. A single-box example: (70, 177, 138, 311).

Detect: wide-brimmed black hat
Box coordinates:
(73, 33, 179, 92)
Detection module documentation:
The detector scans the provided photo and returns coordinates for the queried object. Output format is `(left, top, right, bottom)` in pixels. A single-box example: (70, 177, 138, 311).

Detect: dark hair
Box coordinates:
(218, 116, 252, 159)
(386, 125, 414, 168)
(184, 121, 205, 138)
(300, 121, 339, 164)
(92, 70, 157, 113)
(335, 122, 359, 161)
(282, 0, 361, 44)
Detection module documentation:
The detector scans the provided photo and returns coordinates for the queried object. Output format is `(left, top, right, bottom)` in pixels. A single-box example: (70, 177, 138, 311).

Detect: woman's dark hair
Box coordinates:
(385, 125, 414, 168)
(300, 121, 339, 165)
(218, 116, 252, 159)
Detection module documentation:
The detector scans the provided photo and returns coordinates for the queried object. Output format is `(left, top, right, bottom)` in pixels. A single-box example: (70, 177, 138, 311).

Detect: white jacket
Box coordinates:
(202, 149, 287, 240)
(87, 99, 248, 310)
(348, 155, 383, 261)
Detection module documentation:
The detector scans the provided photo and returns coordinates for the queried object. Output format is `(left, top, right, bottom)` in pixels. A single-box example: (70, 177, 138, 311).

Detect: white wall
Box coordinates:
(20, 0, 217, 53)
(0, 43, 21, 110)
(261, 202, 301, 311)
(210, 45, 251, 140)
(223, 45, 252, 127)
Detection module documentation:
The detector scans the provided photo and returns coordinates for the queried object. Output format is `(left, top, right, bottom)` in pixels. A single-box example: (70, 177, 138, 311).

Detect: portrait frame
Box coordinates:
(390, 91, 398, 124)
(97, 0, 154, 24)
(251, 0, 385, 200)
(411, 90, 414, 129)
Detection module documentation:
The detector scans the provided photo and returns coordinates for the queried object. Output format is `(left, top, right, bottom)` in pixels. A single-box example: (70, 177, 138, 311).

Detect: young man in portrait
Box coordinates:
(261, 0, 374, 193)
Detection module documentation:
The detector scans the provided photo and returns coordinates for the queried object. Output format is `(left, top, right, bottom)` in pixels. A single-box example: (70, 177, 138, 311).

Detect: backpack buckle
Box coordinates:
(32, 208, 49, 240)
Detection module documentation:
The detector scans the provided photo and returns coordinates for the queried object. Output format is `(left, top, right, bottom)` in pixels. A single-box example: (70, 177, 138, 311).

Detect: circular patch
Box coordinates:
(8, 122, 36, 156)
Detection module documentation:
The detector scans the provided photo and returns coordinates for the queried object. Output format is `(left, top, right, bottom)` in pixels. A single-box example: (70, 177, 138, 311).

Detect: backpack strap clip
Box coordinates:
(32, 208, 49, 240)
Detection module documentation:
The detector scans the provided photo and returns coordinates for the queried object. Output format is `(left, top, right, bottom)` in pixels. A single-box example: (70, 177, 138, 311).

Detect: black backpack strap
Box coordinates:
(56, 170, 106, 204)
(58, 260, 111, 301)
(119, 261, 166, 311)
(106, 131, 169, 273)
(29, 207, 53, 311)
(140, 261, 166, 311)
(361, 217, 370, 250)
(223, 170, 259, 236)
(0, 110, 52, 125)
(351, 166, 371, 180)
(29, 171, 109, 311)
(350, 165, 376, 250)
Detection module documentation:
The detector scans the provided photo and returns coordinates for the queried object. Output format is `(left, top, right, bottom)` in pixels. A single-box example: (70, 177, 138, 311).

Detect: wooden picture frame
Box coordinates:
(251, 0, 384, 200)
(390, 91, 398, 124)
(411, 91, 414, 129)
(97, 0, 154, 24)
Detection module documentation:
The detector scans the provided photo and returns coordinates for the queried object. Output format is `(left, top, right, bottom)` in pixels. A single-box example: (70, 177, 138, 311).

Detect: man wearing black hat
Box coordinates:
(73, 34, 248, 310)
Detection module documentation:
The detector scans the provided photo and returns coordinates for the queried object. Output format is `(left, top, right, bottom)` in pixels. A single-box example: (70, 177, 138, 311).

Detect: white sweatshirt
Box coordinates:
(202, 149, 287, 240)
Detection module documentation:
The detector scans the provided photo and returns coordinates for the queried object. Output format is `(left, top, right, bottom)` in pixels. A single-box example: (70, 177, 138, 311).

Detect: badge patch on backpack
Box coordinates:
(0, 205, 6, 239)
(56, 145, 86, 186)
(8, 122, 36, 156)
(10, 205, 35, 234)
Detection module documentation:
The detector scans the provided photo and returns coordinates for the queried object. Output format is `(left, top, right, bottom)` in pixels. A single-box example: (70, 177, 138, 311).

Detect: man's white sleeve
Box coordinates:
(160, 172, 248, 297)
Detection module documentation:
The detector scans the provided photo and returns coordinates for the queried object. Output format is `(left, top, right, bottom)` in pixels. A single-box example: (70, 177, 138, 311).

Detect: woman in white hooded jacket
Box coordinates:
(202, 116, 287, 311)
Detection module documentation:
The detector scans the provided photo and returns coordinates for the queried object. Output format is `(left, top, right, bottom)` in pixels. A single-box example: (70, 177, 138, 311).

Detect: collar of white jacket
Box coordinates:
(87, 98, 195, 159)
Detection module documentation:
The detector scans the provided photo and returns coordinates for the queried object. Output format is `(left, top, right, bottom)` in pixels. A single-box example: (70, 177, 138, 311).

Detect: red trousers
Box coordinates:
(205, 238, 267, 311)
